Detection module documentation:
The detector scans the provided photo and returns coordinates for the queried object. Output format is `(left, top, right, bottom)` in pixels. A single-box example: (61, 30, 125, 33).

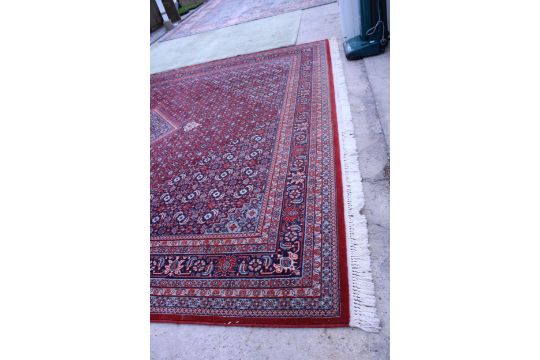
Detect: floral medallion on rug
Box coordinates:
(160, 0, 336, 42)
(150, 40, 377, 328)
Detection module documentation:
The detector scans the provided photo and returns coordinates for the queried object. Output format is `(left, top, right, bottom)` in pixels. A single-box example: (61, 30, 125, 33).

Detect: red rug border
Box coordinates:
(150, 39, 351, 328)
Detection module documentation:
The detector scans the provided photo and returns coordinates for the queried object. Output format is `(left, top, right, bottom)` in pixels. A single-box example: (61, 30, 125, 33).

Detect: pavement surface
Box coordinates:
(160, 0, 334, 41)
(150, 11, 301, 73)
(150, 2, 390, 359)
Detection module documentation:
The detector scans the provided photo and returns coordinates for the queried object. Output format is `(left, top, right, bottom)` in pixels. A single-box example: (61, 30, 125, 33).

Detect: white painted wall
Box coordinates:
(338, 0, 361, 41)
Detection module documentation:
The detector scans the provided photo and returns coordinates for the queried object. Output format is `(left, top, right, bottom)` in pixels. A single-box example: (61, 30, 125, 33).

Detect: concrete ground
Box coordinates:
(150, 2, 389, 359)
(151, 27, 167, 45)
(150, 11, 301, 73)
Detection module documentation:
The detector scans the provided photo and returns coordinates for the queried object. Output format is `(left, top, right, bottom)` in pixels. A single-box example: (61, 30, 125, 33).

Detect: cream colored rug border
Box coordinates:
(329, 38, 380, 332)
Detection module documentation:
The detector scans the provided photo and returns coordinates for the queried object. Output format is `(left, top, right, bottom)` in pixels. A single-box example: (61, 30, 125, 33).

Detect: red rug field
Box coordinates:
(150, 40, 354, 327)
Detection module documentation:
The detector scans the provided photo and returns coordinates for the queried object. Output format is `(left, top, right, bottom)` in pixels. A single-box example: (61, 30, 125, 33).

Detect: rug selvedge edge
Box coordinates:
(327, 38, 381, 333)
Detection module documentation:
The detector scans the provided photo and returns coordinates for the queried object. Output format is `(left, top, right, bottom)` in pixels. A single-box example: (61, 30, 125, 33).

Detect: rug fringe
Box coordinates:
(329, 38, 381, 333)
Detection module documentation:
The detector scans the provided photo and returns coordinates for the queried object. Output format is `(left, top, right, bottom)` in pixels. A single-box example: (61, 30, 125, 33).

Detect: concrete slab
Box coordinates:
(150, 2, 390, 359)
(150, 11, 301, 74)
(151, 27, 167, 45)
(160, 0, 335, 41)
(364, 50, 390, 148)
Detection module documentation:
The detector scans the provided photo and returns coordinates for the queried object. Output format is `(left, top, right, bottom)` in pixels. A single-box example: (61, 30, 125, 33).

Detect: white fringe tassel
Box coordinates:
(329, 38, 380, 332)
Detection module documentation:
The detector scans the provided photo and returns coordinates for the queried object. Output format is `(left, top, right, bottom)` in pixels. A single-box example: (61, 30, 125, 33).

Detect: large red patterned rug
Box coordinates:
(150, 40, 379, 330)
